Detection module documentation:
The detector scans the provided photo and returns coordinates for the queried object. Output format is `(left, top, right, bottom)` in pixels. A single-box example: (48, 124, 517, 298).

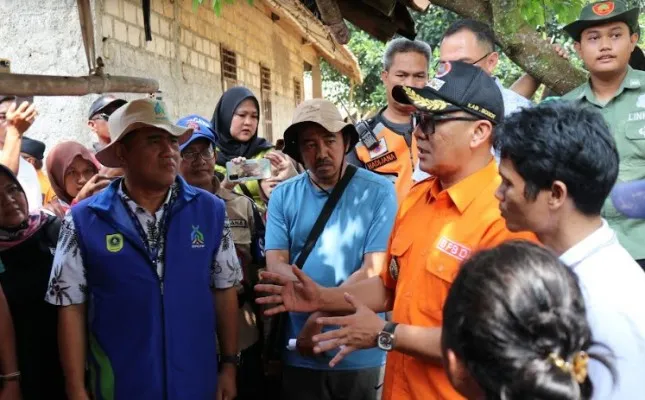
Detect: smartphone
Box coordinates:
(226, 158, 271, 183)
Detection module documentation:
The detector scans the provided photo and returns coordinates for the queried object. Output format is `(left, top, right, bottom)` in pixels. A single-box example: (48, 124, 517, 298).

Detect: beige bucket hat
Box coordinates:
(95, 98, 193, 167)
(282, 99, 358, 163)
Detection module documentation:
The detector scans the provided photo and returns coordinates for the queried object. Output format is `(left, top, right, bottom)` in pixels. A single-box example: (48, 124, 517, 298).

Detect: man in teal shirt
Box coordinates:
(562, 0, 645, 268)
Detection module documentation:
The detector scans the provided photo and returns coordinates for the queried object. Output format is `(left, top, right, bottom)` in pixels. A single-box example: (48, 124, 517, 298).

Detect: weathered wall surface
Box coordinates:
(0, 0, 96, 147)
(1, 0, 319, 152)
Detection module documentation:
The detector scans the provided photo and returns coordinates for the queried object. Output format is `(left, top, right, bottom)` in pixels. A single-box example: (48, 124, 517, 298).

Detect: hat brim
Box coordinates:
(89, 99, 127, 119)
(564, 7, 640, 41)
(179, 131, 217, 152)
(95, 121, 193, 167)
(282, 120, 359, 163)
(392, 85, 462, 115)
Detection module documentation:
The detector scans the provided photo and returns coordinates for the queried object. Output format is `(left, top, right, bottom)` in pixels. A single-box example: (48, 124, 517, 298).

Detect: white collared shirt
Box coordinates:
(560, 220, 645, 399)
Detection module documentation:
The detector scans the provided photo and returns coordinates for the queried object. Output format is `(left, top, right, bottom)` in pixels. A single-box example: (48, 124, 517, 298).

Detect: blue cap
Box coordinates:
(176, 114, 217, 151)
(610, 180, 645, 219)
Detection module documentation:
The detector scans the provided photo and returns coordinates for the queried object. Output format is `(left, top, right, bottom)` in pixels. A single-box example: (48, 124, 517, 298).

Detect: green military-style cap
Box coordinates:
(563, 0, 640, 42)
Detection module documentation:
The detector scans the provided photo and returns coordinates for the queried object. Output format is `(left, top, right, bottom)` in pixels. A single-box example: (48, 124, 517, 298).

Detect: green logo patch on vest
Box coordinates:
(106, 233, 124, 253)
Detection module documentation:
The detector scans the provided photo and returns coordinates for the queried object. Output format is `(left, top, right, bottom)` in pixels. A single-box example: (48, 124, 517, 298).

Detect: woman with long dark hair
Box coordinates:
(0, 164, 65, 399)
(442, 241, 614, 400)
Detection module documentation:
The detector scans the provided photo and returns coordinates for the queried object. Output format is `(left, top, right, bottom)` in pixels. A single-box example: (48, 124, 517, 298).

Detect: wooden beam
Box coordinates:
(400, 0, 431, 12)
(0, 73, 159, 96)
(362, 0, 397, 16)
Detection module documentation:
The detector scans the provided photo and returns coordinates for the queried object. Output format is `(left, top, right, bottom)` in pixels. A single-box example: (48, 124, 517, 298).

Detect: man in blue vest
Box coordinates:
(45, 98, 242, 400)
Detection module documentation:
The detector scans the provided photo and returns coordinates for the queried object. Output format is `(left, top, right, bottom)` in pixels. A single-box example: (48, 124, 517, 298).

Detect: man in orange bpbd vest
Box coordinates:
(347, 38, 432, 203)
(256, 61, 538, 400)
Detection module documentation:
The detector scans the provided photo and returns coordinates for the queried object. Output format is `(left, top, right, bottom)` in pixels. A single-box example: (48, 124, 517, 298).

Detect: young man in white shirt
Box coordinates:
(495, 101, 645, 399)
(0, 96, 42, 212)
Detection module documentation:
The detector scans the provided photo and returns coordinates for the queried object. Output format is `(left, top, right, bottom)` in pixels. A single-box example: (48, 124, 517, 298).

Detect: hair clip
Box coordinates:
(548, 351, 589, 383)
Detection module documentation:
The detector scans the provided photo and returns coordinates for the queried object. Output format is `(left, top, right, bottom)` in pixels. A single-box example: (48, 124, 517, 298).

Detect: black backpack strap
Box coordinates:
(238, 183, 254, 199)
(294, 164, 357, 268)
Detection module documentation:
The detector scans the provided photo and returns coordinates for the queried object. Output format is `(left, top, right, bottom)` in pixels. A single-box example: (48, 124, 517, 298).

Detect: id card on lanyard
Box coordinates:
(120, 194, 175, 268)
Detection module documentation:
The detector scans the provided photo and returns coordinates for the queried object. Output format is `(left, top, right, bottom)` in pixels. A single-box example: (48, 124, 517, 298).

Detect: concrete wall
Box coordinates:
(0, 0, 95, 147)
(0, 0, 321, 152)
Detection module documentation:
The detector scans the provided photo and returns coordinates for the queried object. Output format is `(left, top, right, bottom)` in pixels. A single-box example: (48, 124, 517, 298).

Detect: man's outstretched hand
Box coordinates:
(255, 265, 323, 315)
(311, 293, 386, 368)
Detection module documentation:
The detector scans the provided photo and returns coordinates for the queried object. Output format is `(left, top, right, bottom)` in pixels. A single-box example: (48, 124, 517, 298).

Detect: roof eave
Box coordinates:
(263, 0, 362, 83)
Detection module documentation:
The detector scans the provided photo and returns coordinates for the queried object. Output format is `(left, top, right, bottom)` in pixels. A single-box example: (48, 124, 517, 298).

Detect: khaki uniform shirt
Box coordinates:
(217, 187, 260, 351)
(563, 66, 645, 260)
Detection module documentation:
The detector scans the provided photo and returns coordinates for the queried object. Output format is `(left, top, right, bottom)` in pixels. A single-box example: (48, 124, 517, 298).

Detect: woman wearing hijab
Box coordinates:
(0, 164, 66, 399)
(212, 87, 274, 207)
(45, 141, 109, 216)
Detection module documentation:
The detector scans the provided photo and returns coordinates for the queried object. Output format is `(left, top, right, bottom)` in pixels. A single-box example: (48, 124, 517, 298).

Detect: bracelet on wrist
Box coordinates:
(0, 371, 21, 381)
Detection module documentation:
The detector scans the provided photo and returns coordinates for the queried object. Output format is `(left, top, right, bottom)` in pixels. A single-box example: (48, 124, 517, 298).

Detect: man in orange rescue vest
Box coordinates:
(347, 38, 432, 203)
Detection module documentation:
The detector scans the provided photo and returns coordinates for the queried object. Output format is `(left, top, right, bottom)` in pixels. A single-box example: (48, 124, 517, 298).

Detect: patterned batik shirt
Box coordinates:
(45, 182, 242, 306)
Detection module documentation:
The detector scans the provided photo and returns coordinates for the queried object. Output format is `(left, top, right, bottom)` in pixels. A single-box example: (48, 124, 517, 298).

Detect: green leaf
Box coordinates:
(213, 0, 222, 16)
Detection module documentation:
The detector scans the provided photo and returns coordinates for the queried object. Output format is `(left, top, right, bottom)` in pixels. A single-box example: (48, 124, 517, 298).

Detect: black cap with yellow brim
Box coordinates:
(392, 60, 504, 125)
(563, 1, 640, 42)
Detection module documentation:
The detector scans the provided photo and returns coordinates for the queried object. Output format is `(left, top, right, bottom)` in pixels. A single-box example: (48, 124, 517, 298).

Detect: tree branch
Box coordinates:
(429, 0, 587, 94)
(488, 0, 586, 94)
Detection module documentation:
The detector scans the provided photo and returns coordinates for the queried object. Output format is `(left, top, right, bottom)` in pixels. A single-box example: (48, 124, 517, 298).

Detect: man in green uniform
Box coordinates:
(562, 0, 645, 269)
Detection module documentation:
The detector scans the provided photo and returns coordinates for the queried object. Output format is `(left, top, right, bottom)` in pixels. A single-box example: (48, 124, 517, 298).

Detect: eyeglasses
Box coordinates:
(412, 112, 480, 137)
(432, 52, 492, 70)
(181, 148, 215, 162)
(471, 52, 492, 65)
(91, 113, 110, 121)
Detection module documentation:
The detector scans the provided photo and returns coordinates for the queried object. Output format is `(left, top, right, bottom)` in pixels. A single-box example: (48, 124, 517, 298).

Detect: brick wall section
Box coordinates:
(100, 0, 315, 141)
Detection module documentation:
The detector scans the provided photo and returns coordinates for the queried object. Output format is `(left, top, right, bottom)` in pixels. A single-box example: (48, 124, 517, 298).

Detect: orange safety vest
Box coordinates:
(355, 122, 418, 203)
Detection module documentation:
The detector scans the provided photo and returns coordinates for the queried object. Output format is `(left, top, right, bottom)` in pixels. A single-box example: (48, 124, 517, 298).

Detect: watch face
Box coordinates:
(378, 332, 394, 351)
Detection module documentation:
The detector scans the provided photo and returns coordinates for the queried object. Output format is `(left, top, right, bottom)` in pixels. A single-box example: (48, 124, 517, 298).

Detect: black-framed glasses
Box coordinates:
(432, 52, 492, 70)
(471, 52, 492, 65)
(412, 112, 480, 136)
(181, 148, 215, 162)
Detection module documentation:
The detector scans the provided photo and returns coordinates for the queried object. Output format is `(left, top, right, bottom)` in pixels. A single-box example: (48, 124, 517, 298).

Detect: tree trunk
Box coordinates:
(429, 0, 586, 94)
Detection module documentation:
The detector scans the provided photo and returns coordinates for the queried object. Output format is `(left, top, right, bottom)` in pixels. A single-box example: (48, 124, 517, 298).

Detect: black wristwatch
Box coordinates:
(219, 354, 241, 366)
(377, 322, 398, 352)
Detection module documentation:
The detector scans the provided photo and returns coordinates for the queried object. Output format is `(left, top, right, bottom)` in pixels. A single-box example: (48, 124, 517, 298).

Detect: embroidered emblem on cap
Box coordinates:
(466, 103, 496, 121)
(435, 61, 452, 78)
(389, 256, 399, 280)
(403, 86, 449, 112)
(428, 78, 445, 91)
(592, 2, 615, 16)
(187, 121, 200, 130)
(154, 101, 166, 117)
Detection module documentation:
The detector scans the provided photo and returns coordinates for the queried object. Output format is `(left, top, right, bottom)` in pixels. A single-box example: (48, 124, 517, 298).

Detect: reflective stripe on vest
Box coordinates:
(355, 123, 418, 203)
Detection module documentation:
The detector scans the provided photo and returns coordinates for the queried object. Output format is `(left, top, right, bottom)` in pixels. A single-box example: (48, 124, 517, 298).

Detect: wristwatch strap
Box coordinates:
(219, 354, 240, 366)
(383, 322, 398, 335)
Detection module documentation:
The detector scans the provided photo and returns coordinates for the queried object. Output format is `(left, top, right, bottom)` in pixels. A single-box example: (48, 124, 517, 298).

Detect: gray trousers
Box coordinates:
(281, 365, 383, 400)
